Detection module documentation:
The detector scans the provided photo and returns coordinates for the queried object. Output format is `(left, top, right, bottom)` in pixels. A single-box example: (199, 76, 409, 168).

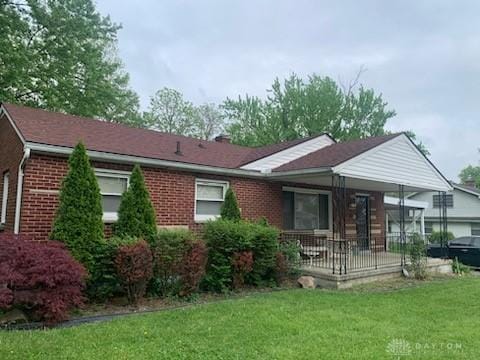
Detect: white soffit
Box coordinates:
(332, 134, 452, 192)
(384, 195, 428, 209)
(240, 134, 335, 171)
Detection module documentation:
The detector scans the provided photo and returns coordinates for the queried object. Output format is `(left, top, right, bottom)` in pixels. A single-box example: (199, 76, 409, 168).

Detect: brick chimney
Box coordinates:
(214, 134, 231, 144)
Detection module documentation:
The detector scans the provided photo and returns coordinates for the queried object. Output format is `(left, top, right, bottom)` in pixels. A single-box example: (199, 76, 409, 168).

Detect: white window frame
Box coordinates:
(95, 168, 131, 223)
(1, 172, 9, 225)
(194, 179, 229, 222)
(282, 186, 333, 232)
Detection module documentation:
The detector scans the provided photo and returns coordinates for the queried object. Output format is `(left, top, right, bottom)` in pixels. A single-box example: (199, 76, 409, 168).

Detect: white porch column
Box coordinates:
(420, 209, 425, 237)
(385, 212, 389, 235)
(385, 212, 389, 248)
(412, 209, 416, 232)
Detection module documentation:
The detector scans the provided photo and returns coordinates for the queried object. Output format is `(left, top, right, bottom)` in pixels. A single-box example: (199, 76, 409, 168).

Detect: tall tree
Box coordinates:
(0, 0, 141, 125)
(194, 103, 225, 140)
(403, 130, 430, 156)
(459, 165, 480, 188)
(143, 88, 197, 136)
(223, 73, 396, 146)
(50, 142, 104, 270)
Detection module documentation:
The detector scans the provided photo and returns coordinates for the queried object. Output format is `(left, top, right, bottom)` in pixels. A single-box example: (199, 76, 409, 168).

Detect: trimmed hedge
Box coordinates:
(149, 229, 192, 296)
(86, 236, 139, 301)
(202, 219, 279, 292)
(178, 240, 208, 297)
(149, 229, 207, 298)
(115, 239, 153, 304)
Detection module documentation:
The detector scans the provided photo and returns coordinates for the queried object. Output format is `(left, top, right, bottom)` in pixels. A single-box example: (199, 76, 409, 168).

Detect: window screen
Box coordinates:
(433, 194, 453, 208)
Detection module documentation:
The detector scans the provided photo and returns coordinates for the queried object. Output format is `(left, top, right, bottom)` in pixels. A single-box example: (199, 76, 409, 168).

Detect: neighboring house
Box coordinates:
(404, 183, 480, 238)
(0, 103, 452, 253)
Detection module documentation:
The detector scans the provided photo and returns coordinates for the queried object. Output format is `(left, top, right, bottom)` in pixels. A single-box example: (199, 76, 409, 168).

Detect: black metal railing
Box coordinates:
(279, 232, 426, 274)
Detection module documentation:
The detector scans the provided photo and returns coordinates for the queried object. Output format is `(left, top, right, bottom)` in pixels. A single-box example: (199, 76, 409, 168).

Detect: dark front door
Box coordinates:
(356, 195, 370, 249)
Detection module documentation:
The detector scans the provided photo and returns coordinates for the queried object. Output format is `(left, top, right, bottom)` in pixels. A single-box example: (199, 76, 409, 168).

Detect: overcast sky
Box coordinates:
(96, 0, 479, 181)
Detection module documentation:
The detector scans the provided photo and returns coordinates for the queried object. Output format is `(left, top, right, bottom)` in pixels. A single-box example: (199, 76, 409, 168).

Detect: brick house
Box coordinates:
(0, 103, 451, 274)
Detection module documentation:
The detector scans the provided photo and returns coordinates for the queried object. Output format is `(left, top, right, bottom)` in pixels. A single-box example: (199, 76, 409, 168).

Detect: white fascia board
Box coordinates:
(240, 134, 335, 171)
(452, 184, 480, 199)
(25, 142, 267, 179)
(26, 142, 335, 180)
(332, 134, 452, 192)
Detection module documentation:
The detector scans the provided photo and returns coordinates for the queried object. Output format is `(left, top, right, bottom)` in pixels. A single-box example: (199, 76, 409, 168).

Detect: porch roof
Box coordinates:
(269, 133, 452, 193)
(270, 170, 443, 192)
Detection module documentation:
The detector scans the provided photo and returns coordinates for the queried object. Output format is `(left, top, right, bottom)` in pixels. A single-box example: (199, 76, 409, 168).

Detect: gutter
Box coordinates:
(26, 142, 315, 180)
(14, 147, 31, 234)
(25, 142, 335, 182)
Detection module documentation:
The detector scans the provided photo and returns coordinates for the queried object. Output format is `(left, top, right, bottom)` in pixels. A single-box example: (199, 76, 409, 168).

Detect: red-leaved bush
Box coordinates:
(178, 240, 208, 297)
(114, 239, 153, 304)
(0, 234, 87, 324)
(231, 251, 254, 289)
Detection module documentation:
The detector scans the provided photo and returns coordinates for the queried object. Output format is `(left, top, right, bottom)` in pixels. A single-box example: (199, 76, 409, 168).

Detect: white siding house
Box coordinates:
(392, 183, 480, 237)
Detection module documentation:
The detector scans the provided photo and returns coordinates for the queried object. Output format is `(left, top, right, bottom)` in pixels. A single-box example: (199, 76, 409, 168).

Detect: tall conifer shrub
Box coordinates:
(51, 142, 104, 270)
(114, 165, 157, 241)
(220, 188, 241, 221)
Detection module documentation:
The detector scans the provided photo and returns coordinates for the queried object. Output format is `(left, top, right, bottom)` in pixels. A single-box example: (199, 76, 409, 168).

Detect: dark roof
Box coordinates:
(1, 103, 328, 169)
(452, 182, 480, 196)
(273, 133, 402, 171)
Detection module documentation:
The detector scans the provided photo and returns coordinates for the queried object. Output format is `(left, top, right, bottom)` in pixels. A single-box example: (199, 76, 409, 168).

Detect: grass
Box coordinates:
(1, 276, 479, 359)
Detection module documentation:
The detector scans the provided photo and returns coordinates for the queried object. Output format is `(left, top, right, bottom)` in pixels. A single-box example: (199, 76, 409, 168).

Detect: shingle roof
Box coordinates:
(452, 182, 480, 196)
(272, 133, 401, 171)
(1, 103, 322, 169)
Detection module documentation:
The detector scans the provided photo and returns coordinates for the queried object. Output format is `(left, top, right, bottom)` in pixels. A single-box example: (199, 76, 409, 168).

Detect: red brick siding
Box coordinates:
(231, 178, 283, 228)
(345, 190, 386, 248)
(19, 153, 384, 242)
(0, 114, 24, 233)
(21, 154, 67, 239)
(19, 154, 287, 240)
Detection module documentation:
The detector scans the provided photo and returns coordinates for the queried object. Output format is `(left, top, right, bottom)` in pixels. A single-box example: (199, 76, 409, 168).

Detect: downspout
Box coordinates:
(14, 147, 30, 234)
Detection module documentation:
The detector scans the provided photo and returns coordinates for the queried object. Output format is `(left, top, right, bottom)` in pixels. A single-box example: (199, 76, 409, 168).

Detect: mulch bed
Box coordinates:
(1, 282, 298, 331)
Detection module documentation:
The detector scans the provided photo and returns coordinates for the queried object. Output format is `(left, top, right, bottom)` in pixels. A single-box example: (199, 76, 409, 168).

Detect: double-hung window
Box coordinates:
(195, 179, 229, 222)
(95, 169, 130, 222)
(1, 172, 9, 225)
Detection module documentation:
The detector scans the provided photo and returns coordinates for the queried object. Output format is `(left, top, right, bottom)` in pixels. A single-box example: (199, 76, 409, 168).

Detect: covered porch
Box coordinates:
(272, 164, 452, 278)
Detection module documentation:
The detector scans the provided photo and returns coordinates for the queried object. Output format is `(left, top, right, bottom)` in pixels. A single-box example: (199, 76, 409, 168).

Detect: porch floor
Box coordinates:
(300, 256, 452, 289)
(300, 251, 404, 274)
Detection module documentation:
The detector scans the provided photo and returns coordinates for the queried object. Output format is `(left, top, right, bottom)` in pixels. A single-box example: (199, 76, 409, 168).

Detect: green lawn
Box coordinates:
(1, 277, 479, 359)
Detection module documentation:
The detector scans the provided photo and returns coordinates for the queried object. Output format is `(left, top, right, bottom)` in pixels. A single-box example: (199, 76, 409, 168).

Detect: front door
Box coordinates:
(356, 195, 370, 249)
